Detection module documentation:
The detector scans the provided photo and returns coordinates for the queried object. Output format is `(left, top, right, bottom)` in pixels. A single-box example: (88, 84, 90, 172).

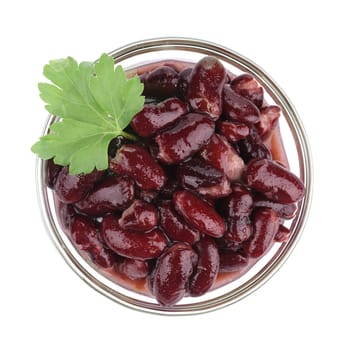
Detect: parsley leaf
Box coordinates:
(31, 53, 144, 174)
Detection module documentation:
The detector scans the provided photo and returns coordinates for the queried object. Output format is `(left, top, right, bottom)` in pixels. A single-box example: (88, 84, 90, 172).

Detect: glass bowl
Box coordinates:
(36, 37, 313, 315)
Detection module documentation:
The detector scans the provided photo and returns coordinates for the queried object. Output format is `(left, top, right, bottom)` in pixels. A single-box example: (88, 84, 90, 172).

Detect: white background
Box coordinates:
(1, 0, 346, 349)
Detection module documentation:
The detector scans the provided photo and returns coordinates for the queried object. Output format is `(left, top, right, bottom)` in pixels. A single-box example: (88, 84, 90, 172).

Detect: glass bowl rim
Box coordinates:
(35, 37, 313, 315)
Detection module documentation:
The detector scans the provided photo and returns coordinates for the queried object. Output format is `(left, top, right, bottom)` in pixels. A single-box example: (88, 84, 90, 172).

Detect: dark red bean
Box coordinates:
(118, 258, 149, 280)
(177, 157, 225, 189)
(253, 193, 297, 219)
(155, 113, 215, 164)
(74, 175, 134, 216)
(110, 144, 166, 191)
(54, 166, 104, 203)
(137, 189, 158, 203)
(237, 127, 272, 163)
(256, 106, 281, 138)
(189, 236, 220, 296)
(107, 135, 129, 157)
(119, 199, 158, 232)
(131, 97, 188, 137)
(143, 65, 179, 98)
(217, 120, 250, 142)
(196, 176, 232, 199)
(151, 242, 197, 306)
(101, 215, 167, 260)
(219, 250, 249, 273)
(56, 201, 76, 232)
(71, 216, 115, 268)
(187, 56, 226, 120)
(243, 208, 280, 258)
(177, 67, 192, 99)
(226, 216, 252, 243)
(221, 183, 253, 218)
(223, 84, 260, 124)
(173, 190, 226, 238)
(274, 224, 291, 243)
(159, 201, 201, 244)
(46, 158, 62, 189)
(200, 134, 244, 181)
(230, 74, 264, 108)
(244, 158, 305, 204)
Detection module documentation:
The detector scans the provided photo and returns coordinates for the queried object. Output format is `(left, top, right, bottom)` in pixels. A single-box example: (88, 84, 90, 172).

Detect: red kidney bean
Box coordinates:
(197, 176, 232, 199)
(189, 236, 220, 296)
(200, 134, 244, 181)
(256, 106, 281, 138)
(101, 214, 167, 260)
(173, 190, 226, 238)
(177, 156, 225, 189)
(223, 84, 260, 124)
(187, 56, 226, 120)
(118, 258, 149, 280)
(253, 193, 297, 219)
(110, 144, 166, 191)
(219, 250, 249, 273)
(230, 73, 264, 108)
(74, 175, 134, 216)
(274, 224, 291, 242)
(46, 158, 62, 189)
(54, 166, 104, 203)
(217, 120, 250, 142)
(151, 242, 197, 306)
(243, 208, 280, 258)
(244, 158, 305, 204)
(177, 157, 232, 198)
(130, 97, 188, 137)
(221, 183, 253, 218)
(56, 201, 76, 232)
(237, 126, 272, 163)
(159, 201, 201, 244)
(137, 189, 158, 203)
(177, 67, 192, 99)
(119, 199, 158, 232)
(71, 216, 115, 268)
(155, 113, 215, 164)
(143, 65, 179, 98)
(226, 216, 252, 243)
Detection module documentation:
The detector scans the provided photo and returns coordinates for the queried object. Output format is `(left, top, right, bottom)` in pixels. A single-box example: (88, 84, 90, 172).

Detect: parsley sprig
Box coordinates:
(31, 53, 144, 174)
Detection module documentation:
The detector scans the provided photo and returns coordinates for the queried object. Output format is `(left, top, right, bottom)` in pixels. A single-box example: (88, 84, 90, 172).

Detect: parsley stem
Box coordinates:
(120, 131, 139, 141)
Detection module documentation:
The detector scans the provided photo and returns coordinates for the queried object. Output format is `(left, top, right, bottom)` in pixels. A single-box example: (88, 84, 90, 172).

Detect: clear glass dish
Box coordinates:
(36, 37, 313, 315)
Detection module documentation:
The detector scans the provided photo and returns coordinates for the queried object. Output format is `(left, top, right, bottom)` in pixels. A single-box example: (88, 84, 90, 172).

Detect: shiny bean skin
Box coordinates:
(74, 175, 135, 216)
(243, 208, 280, 258)
(131, 97, 188, 137)
(217, 120, 250, 142)
(256, 106, 281, 138)
(230, 73, 264, 108)
(173, 190, 226, 238)
(101, 215, 167, 260)
(187, 56, 226, 120)
(152, 242, 197, 306)
(110, 144, 166, 191)
(219, 250, 249, 273)
(189, 236, 220, 297)
(118, 258, 149, 280)
(159, 201, 201, 244)
(119, 199, 158, 232)
(244, 158, 305, 204)
(223, 84, 260, 124)
(143, 65, 179, 98)
(71, 216, 115, 268)
(200, 134, 244, 181)
(54, 166, 104, 203)
(155, 113, 215, 164)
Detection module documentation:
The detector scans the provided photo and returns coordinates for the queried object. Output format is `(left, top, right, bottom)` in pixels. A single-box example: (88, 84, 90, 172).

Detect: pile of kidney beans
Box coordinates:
(47, 56, 305, 306)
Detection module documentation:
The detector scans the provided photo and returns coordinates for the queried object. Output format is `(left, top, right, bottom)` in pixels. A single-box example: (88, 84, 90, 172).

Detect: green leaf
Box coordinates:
(32, 53, 144, 174)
